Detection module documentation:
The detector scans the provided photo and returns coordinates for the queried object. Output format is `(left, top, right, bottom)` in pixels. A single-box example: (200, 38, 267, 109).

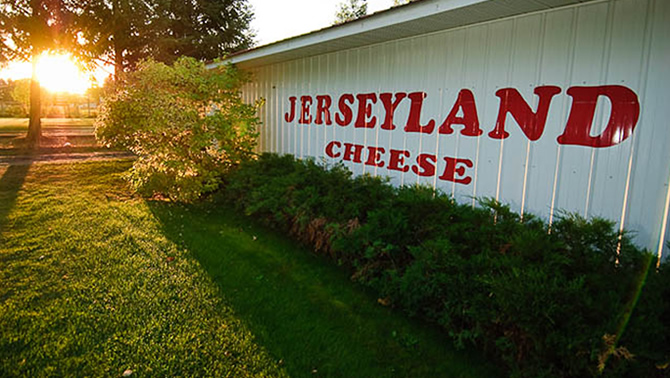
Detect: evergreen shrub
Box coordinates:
(223, 153, 669, 377)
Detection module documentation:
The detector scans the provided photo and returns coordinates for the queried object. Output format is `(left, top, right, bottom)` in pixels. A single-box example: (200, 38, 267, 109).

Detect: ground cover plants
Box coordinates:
(223, 153, 670, 377)
(0, 160, 495, 377)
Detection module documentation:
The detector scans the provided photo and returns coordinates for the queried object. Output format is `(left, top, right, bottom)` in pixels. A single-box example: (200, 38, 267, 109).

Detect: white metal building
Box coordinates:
(213, 0, 670, 260)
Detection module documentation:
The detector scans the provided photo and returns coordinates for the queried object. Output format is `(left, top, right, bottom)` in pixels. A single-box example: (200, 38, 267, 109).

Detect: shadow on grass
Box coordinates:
(0, 163, 31, 232)
(148, 201, 499, 378)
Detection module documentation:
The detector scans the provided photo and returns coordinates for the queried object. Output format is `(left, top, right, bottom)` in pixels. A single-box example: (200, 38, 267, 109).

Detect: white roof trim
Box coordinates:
(210, 0, 596, 69)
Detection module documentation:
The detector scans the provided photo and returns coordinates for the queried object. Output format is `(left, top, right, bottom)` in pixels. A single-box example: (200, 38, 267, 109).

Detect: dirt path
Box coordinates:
(0, 118, 135, 165)
(0, 151, 134, 166)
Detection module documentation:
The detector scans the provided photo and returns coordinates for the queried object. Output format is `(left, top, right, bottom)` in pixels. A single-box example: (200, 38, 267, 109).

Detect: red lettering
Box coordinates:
(404, 92, 435, 134)
(411, 153, 437, 177)
(315, 95, 333, 125)
(439, 157, 473, 184)
(488, 86, 561, 141)
(343, 143, 364, 163)
(438, 89, 482, 136)
(388, 149, 411, 172)
(365, 146, 386, 167)
(284, 96, 297, 122)
(355, 93, 378, 128)
(325, 141, 341, 158)
(557, 85, 640, 148)
(299, 96, 313, 124)
(336, 94, 354, 126)
(379, 92, 407, 130)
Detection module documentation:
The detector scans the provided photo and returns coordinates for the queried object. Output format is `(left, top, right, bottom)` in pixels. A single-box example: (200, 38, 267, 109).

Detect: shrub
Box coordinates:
(96, 57, 261, 201)
(221, 153, 669, 377)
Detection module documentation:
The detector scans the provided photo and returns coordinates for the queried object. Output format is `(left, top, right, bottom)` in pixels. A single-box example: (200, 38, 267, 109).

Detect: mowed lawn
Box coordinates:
(0, 161, 496, 377)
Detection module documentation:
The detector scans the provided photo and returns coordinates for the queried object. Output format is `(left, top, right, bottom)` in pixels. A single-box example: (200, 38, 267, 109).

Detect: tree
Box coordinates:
(0, 0, 80, 145)
(78, 0, 254, 77)
(10, 79, 30, 115)
(149, 0, 254, 64)
(96, 57, 261, 201)
(76, 0, 154, 78)
(334, 0, 367, 24)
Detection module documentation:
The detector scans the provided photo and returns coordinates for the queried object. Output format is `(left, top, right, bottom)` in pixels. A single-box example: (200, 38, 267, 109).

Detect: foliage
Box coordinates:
(96, 57, 260, 201)
(0, 0, 81, 62)
(334, 0, 368, 24)
(223, 153, 669, 377)
(78, 0, 255, 74)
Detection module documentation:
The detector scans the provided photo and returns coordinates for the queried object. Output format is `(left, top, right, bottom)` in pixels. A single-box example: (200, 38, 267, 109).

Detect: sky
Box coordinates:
(249, 0, 398, 45)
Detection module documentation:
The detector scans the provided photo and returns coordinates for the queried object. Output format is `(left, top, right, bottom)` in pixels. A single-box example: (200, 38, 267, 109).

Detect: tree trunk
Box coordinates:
(114, 40, 124, 80)
(112, 0, 124, 81)
(27, 54, 41, 147)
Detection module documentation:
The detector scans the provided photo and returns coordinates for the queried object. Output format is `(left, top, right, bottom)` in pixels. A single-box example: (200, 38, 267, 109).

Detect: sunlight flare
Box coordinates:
(35, 53, 91, 94)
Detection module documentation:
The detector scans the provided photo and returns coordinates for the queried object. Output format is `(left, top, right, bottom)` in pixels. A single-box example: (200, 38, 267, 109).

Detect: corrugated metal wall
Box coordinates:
(240, 0, 670, 259)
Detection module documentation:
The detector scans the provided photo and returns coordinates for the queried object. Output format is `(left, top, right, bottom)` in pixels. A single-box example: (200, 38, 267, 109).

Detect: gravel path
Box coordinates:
(0, 151, 135, 165)
(0, 120, 135, 166)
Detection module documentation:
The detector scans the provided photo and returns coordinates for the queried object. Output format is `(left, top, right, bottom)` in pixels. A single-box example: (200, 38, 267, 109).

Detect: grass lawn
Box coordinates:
(0, 161, 496, 377)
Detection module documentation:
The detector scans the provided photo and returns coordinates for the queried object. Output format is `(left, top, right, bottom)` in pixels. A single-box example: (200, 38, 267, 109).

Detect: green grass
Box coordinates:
(0, 161, 496, 377)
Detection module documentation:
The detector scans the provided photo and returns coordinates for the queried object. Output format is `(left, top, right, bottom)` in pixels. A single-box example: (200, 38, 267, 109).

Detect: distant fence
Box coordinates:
(0, 100, 99, 118)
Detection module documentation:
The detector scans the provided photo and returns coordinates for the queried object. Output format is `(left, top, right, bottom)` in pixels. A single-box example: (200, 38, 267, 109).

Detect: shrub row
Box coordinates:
(222, 153, 669, 377)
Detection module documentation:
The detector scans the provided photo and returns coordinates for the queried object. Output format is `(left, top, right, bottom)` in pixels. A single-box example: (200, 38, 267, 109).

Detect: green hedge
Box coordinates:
(222, 153, 669, 377)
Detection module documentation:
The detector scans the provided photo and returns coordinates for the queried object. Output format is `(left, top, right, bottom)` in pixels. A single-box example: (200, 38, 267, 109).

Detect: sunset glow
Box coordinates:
(0, 52, 110, 94)
(35, 54, 88, 94)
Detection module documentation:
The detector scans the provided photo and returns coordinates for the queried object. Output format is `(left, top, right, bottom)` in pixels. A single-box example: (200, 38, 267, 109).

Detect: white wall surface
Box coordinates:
(240, 0, 670, 259)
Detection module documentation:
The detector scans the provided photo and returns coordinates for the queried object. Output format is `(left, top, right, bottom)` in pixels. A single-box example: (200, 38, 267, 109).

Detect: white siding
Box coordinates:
(240, 0, 670, 259)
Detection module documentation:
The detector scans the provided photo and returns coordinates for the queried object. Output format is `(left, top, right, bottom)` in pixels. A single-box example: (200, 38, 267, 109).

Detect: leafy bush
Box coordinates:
(96, 57, 260, 201)
(222, 153, 669, 377)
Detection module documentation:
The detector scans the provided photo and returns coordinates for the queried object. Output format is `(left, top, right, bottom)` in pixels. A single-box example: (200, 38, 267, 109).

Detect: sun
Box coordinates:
(0, 53, 111, 92)
(36, 53, 91, 94)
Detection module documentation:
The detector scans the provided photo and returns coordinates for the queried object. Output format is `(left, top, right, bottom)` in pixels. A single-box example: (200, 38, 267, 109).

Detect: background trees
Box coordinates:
(78, 0, 254, 76)
(10, 79, 31, 115)
(334, 0, 367, 24)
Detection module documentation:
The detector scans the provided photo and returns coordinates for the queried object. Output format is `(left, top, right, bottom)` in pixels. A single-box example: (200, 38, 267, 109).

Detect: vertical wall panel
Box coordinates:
(389, 39, 412, 187)
(588, 0, 648, 224)
(527, 8, 575, 222)
(239, 0, 670, 257)
(381, 41, 398, 181)
(442, 29, 468, 202)
(360, 46, 376, 176)
(554, 2, 608, 218)
(626, 0, 670, 260)
(502, 14, 544, 217)
(461, 24, 491, 205)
